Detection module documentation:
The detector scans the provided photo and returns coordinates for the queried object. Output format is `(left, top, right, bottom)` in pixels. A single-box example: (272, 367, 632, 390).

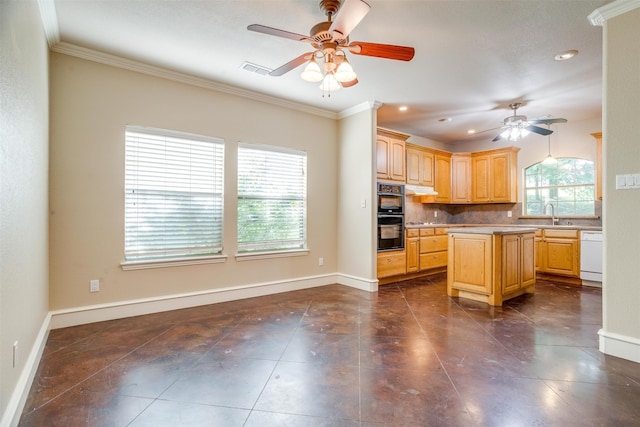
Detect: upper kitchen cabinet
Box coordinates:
(451, 153, 472, 204)
(406, 143, 434, 187)
(377, 128, 409, 182)
(471, 147, 519, 203)
(434, 152, 452, 203)
(591, 132, 602, 200)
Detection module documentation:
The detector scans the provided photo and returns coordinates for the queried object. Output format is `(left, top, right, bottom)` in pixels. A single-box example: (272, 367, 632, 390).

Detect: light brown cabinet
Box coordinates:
(591, 132, 603, 200)
(419, 228, 448, 270)
(406, 229, 420, 273)
(377, 128, 408, 182)
(451, 153, 472, 204)
(377, 250, 407, 278)
(434, 153, 452, 203)
(406, 145, 434, 187)
(447, 229, 536, 306)
(535, 228, 580, 278)
(471, 148, 518, 203)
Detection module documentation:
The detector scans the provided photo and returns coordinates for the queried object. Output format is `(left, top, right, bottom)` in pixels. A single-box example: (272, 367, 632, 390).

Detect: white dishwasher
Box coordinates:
(580, 230, 603, 287)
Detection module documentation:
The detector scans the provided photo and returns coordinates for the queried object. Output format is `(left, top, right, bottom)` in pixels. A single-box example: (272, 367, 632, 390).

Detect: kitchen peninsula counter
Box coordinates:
(447, 226, 537, 306)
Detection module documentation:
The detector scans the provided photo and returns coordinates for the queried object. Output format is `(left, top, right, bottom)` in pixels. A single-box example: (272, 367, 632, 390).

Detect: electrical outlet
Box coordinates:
(434, 211, 438, 218)
(319, 257, 324, 266)
(90, 279, 100, 292)
(507, 211, 512, 218)
(360, 199, 366, 208)
(13, 341, 18, 368)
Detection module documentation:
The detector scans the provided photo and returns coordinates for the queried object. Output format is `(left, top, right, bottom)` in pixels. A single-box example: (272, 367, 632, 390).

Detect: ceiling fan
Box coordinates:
(490, 103, 568, 142)
(247, 0, 415, 93)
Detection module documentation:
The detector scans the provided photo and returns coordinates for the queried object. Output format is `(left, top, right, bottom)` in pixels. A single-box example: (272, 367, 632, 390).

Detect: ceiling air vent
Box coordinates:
(241, 62, 272, 76)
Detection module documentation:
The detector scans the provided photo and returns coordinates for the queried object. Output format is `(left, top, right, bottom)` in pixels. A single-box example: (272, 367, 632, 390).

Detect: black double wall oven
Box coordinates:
(377, 183, 404, 251)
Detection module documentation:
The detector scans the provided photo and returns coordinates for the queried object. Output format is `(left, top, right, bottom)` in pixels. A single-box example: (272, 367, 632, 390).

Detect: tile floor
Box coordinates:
(19, 274, 640, 426)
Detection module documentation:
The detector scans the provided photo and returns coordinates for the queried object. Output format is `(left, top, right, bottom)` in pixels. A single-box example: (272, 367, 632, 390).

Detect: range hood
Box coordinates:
(404, 184, 438, 196)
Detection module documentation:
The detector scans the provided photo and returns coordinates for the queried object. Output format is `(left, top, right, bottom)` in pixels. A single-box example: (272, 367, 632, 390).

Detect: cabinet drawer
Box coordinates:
(377, 252, 407, 278)
(420, 251, 448, 269)
(420, 235, 448, 253)
(419, 228, 434, 237)
(407, 229, 420, 238)
(435, 227, 448, 235)
(543, 229, 579, 239)
(535, 229, 543, 237)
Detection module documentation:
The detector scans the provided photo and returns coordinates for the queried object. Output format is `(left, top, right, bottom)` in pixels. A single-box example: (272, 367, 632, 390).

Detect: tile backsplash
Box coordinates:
(405, 196, 602, 227)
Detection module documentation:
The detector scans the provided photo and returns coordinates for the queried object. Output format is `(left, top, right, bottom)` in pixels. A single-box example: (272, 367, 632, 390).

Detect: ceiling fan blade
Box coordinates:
(329, 0, 371, 39)
(492, 133, 504, 142)
(269, 52, 313, 77)
(247, 24, 309, 42)
(347, 42, 415, 61)
(529, 118, 568, 125)
(526, 125, 554, 136)
(341, 78, 359, 88)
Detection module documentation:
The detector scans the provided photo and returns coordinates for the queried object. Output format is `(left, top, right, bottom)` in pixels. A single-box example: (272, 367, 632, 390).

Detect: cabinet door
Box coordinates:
(520, 233, 536, 287)
(406, 148, 421, 185)
(451, 155, 471, 203)
(502, 234, 521, 294)
(421, 150, 435, 186)
(490, 152, 511, 202)
(389, 139, 406, 182)
(377, 251, 407, 278)
(376, 136, 390, 180)
(406, 238, 419, 273)
(434, 154, 451, 203)
(545, 238, 579, 276)
(472, 155, 491, 202)
(448, 233, 493, 295)
(535, 237, 545, 271)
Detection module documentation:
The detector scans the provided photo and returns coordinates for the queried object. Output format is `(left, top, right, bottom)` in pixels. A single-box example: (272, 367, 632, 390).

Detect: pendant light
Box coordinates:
(542, 125, 557, 165)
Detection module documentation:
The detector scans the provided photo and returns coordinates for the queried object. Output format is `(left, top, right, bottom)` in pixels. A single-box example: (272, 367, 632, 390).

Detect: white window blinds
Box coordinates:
(125, 126, 224, 261)
(237, 144, 307, 252)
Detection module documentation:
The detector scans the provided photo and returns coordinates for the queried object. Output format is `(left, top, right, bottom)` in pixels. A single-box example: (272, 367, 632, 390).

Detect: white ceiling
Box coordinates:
(47, 0, 609, 144)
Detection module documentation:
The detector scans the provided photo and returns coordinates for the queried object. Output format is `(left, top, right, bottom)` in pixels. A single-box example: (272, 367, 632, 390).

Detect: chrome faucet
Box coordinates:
(544, 202, 559, 225)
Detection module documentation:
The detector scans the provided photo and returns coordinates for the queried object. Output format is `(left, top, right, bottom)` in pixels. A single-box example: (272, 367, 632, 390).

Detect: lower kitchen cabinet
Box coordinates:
(419, 228, 448, 270)
(535, 229, 580, 278)
(377, 250, 406, 278)
(447, 228, 536, 306)
(406, 229, 420, 273)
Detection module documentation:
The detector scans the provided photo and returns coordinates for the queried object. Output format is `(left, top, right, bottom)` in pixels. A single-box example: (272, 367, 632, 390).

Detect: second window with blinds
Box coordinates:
(237, 143, 307, 254)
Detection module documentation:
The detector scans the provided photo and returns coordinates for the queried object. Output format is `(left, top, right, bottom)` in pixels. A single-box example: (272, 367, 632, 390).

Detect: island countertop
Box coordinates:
(446, 226, 539, 235)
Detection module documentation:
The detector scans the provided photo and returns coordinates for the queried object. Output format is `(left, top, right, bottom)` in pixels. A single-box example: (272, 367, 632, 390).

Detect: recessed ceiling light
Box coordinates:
(467, 129, 476, 134)
(399, 106, 408, 111)
(438, 117, 452, 122)
(554, 50, 579, 61)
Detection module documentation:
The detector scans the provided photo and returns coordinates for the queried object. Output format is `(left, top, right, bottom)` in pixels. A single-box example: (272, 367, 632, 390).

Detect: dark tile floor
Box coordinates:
(19, 275, 640, 426)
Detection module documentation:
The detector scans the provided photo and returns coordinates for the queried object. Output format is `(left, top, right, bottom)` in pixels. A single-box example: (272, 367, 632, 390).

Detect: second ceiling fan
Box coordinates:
(247, 0, 415, 92)
(491, 103, 567, 142)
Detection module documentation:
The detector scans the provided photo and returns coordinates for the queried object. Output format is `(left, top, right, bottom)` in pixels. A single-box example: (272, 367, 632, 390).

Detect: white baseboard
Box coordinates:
(1, 313, 51, 427)
(50, 273, 377, 329)
(336, 273, 378, 292)
(598, 328, 640, 363)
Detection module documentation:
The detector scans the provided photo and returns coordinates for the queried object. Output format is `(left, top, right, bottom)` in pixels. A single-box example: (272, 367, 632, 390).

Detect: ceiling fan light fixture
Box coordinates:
(301, 57, 324, 82)
(334, 57, 357, 82)
(501, 125, 530, 141)
(319, 72, 341, 95)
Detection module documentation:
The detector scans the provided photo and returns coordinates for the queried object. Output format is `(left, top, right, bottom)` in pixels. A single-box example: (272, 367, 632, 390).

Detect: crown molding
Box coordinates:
(51, 41, 339, 120)
(37, 0, 60, 48)
(338, 100, 382, 119)
(589, 0, 640, 26)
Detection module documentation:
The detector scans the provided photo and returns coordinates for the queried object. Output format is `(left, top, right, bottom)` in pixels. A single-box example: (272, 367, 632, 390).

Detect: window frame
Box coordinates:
(523, 157, 596, 218)
(121, 126, 227, 270)
(236, 142, 308, 260)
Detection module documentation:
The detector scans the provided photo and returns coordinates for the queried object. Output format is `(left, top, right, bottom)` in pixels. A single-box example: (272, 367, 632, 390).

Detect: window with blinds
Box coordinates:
(124, 126, 224, 261)
(237, 143, 307, 253)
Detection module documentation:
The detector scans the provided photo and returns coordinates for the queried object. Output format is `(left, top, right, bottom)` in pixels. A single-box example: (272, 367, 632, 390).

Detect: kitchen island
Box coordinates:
(447, 226, 538, 306)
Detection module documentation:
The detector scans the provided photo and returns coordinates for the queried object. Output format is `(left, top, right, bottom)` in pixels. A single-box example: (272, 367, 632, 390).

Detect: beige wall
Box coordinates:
(0, 0, 50, 421)
(337, 107, 378, 282)
(48, 53, 339, 310)
(601, 6, 640, 359)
